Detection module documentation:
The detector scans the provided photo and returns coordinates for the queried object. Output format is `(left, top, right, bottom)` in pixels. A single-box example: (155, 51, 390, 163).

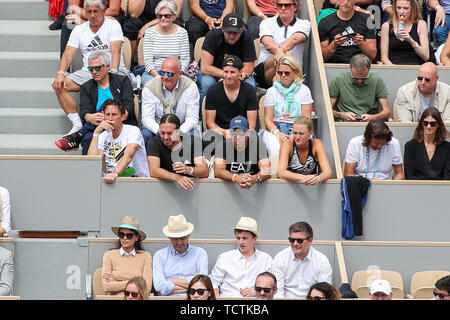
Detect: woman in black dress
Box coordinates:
(404, 107, 450, 179)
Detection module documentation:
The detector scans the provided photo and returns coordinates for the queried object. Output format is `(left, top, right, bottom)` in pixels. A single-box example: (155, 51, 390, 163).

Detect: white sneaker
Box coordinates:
(65, 123, 82, 137)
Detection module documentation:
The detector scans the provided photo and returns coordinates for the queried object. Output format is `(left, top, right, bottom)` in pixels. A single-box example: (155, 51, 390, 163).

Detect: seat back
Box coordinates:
(412, 286, 435, 299)
(410, 270, 450, 298)
(259, 94, 266, 130)
(122, 36, 132, 70)
(254, 38, 261, 61)
(202, 96, 206, 129)
(92, 268, 105, 298)
(392, 99, 399, 122)
(351, 269, 404, 298)
(138, 39, 144, 66)
(194, 37, 205, 61)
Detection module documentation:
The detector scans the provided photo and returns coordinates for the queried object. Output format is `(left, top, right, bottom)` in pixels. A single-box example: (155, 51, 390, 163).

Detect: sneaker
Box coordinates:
(49, 14, 65, 30)
(54, 133, 82, 151)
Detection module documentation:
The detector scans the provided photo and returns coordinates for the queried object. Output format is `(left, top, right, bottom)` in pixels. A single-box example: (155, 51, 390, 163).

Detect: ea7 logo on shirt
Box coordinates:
(230, 161, 253, 174)
(86, 35, 109, 51)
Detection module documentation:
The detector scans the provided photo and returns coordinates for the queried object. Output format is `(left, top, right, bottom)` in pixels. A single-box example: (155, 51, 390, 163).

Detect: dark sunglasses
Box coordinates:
(158, 70, 175, 77)
(422, 120, 437, 127)
(231, 129, 246, 136)
(188, 288, 209, 295)
(433, 290, 450, 299)
(87, 64, 104, 72)
(255, 286, 274, 293)
(277, 70, 291, 77)
(276, 3, 295, 9)
(124, 290, 139, 298)
(417, 76, 432, 82)
(157, 13, 173, 19)
(288, 237, 310, 244)
(307, 295, 326, 300)
(118, 231, 136, 239)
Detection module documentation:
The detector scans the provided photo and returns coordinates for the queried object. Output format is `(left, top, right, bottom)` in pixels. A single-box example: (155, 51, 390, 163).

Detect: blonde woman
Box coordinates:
(262, 55, 313, 158)
(380, 0, 431, 64)
(277, 116, 332, 185)
(124, 276, 150, 300)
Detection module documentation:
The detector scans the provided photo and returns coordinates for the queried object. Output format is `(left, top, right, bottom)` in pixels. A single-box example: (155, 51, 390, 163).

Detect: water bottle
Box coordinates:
(396, 16, 405, 41)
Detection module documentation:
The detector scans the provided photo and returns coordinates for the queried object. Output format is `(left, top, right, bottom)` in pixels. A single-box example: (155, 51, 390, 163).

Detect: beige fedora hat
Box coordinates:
(111, 216, 147, 241)
(162, 214, 194, 238)
(234, 216, 258, 236)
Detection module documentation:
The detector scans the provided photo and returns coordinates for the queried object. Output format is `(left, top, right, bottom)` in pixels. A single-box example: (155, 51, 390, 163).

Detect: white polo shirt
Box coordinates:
(209, 248, 273, 297)
(258, 16, 311, 67)
(271, 246, 332, 298)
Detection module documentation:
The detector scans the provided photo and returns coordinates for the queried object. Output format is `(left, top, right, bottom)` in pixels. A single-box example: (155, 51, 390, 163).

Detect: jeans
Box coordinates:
(434, 14, 450, 46)
(141, 72, 154, 87)
(197, 70, 257, 120)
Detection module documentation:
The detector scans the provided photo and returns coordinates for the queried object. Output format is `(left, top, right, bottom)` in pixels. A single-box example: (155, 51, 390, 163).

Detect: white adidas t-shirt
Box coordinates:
(67, 17, 125, 72)
(97, 124, 150, 177)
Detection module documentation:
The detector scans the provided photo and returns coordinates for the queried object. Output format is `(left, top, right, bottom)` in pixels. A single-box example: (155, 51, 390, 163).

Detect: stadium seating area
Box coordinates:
(0, 0, 449, 300)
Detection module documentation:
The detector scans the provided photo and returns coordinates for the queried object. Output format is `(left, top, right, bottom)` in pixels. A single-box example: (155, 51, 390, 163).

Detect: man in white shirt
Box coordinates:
(271, 221, 332, 298)
(141, 57, 200, 146)
(52, 0, 127, 136)
(88, 99, 150, 183)
(209, 217, 273, 298)
(344, 119, 404, 180)
(254, 0, 311, 88)
(0, 186, 11, 235)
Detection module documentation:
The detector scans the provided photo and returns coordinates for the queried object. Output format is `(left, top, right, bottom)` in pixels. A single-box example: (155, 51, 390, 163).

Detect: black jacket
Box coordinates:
(79, 73, 137, 126)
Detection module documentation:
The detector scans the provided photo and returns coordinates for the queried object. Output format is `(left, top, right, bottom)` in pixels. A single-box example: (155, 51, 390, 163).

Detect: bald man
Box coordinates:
(396, 62, 450, 122)
(141, 57, 200, 145)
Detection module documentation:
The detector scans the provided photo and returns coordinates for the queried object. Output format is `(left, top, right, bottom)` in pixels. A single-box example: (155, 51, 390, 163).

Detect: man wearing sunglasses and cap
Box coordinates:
(330, 54, 390, 122)
(209, 217, 273, 297)
(141, 57, 200, 146)
(55, 51, 136, 153)
(396, 62, 450, 122)
(271, 221, 332, 298)
(205, 55, 258, 140)
(153, 214, 208, 296)
(214, 116, 271, 189)
(198, 13, 257, 117)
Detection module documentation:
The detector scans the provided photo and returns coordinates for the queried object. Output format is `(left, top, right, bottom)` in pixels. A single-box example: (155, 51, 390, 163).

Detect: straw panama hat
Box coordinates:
(234, 216, 258, 236)
(111, 216, 147, 241)
(162, 214, 194, 238)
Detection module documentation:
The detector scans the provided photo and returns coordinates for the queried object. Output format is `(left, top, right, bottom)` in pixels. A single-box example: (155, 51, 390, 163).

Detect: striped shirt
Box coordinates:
(143, 25, 190, 74)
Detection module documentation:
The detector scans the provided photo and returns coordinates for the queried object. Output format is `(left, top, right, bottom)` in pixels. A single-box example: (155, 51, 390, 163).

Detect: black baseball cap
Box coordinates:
(222, 13, 244, 33)
(222, 55, 243, 70)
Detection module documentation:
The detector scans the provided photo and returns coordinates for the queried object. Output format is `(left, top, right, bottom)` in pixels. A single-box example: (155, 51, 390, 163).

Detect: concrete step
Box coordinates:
(0, 108, 71, 134)
(0, 20, 59, 51)
(0, 134, 82, 155)
(0, 0, 52, 20)
(0, 52, 60, 77)
(0, 77, 79, 108)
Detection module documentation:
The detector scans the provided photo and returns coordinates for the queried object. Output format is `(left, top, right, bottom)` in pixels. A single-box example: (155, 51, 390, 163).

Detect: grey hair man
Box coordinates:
(55, 51, 136, 154)
(330, 54, 390, 122)
(52, 0, 127, 136)
(396, 62, 450, 122)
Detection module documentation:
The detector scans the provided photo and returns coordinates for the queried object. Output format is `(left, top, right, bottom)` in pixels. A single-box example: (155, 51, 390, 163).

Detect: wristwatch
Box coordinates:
(435, 5, 442, 11)
(110, 68, 118, 74)
(257, 174, 261, 183)
(271, 128, 280, 135)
